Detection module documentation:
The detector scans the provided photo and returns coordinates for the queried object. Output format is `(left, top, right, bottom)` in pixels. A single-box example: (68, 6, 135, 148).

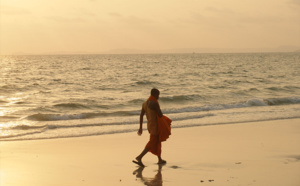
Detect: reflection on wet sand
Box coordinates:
(133, 164, 164, 186)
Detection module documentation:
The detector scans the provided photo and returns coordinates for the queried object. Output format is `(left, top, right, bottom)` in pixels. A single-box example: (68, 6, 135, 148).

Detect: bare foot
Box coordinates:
(133, 157, 145, 167)
(158, 159, 167, 164)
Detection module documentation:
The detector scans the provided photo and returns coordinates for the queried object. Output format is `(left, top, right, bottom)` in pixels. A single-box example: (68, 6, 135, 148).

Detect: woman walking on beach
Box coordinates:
(133, 88, 171, 167)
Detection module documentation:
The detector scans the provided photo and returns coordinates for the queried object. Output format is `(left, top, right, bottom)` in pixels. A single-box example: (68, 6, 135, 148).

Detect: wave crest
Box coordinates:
(164, 97, 300, 114)
(54, 103, 88, 109)
(26, 113, 94, 121)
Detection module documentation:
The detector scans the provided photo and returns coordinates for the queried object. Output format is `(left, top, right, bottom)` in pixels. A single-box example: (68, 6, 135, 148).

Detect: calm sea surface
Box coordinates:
(0, 53, 299, 141)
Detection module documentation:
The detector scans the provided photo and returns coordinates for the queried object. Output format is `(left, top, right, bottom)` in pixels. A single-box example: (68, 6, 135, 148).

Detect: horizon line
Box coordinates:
(1, 47, 300, 56)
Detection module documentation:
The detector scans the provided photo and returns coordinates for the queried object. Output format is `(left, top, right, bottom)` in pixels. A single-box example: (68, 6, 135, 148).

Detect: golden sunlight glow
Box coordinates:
(0, 109, 5, 117)
(1, 0, 300, 54)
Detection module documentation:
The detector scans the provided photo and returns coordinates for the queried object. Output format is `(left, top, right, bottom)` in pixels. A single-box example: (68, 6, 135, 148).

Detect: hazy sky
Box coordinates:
(1, 0, 300, 54)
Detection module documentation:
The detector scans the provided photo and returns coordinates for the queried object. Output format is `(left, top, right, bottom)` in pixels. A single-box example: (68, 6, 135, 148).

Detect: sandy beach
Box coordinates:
(1, 119, 299, 186)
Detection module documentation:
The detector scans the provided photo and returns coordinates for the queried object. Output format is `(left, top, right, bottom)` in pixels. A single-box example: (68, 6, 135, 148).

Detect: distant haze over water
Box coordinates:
(8, 46, 300, 56)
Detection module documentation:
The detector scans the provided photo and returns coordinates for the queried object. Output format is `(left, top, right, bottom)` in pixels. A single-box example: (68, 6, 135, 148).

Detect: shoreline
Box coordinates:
(1, 119, 300, 186)
(1, 117, 300, 142)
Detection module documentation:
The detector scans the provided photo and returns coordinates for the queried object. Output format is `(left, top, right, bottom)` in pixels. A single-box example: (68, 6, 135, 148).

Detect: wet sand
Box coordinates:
(1, 119, 300, 186)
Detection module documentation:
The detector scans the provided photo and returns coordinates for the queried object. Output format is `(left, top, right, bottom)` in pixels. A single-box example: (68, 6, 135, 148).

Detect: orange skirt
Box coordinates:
(145, 135, 161, 156)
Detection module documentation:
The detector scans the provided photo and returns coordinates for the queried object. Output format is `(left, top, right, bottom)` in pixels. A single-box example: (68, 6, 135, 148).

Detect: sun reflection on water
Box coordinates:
(0, 108, 5, 117)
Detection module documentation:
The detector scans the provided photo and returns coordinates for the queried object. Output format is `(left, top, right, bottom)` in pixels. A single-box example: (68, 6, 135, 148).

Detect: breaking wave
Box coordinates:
(23, 96, 300, 122)
(164, 97, 300, 114)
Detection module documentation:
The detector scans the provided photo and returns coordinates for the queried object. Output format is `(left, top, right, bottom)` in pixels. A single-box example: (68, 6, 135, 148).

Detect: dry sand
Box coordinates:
(1, 119, 300, 186)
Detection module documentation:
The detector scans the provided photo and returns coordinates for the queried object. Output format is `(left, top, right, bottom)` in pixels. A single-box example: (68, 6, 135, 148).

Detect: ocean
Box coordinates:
(0, 53, 299, 141)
